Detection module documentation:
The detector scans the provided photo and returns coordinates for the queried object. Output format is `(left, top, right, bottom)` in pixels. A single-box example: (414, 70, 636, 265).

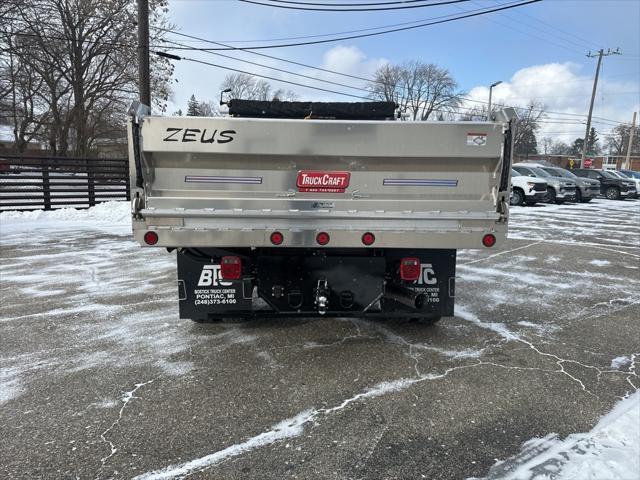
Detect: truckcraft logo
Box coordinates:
(296, 171, 350, 193)
(198, 265, 232, 287)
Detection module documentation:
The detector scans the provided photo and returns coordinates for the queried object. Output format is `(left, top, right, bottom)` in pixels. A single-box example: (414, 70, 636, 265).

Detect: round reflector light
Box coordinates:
(362, 232, 375, 246)
(143, 231, 158, 245)
(316, 232, 330, 246)
(270, 231, 284, 245)
(482, 233, 496, 248)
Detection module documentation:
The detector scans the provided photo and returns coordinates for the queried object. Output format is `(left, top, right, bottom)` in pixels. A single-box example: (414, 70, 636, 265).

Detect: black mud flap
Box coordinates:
(177, 252, 252, 320)
(175, 248, 455, 320)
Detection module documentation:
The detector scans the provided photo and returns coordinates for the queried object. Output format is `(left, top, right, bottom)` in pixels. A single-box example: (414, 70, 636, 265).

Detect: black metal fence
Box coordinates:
(0, 154, 130, 211)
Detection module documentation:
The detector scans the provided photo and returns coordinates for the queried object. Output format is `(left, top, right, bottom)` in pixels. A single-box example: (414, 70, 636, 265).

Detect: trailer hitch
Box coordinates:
(314, 279, 330, 315)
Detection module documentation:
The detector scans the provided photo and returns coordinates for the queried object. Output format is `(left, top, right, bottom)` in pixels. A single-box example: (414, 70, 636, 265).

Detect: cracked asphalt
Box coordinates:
(1, 199, 639, 480)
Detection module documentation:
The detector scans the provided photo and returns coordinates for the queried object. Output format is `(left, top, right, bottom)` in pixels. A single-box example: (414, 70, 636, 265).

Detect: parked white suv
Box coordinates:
(510, 168, 547, 206)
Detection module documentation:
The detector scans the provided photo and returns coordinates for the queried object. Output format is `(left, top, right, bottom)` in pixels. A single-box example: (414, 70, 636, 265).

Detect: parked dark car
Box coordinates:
(572, 168, 636, 200)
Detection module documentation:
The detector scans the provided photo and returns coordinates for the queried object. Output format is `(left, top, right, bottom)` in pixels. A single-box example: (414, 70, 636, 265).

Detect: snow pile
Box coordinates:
(473, 390, 640, 480)
(0, 200, 130, 225)
(0, 201, 131, 236)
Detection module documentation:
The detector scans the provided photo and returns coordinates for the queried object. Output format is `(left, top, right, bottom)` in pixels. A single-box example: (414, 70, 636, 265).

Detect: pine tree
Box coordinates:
(186, 95, 202, 116)
(587, 127, 599, 154)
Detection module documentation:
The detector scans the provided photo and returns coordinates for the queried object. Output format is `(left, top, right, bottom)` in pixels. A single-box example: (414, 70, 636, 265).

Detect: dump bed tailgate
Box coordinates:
(129, 115, 511, 249)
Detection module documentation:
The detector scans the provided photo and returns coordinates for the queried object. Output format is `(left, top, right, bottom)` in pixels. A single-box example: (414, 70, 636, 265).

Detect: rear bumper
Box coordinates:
(133, 209, 506, 249)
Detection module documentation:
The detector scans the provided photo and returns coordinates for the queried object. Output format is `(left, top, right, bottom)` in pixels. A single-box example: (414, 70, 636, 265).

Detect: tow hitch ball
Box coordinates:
(314, 279, 330, 315)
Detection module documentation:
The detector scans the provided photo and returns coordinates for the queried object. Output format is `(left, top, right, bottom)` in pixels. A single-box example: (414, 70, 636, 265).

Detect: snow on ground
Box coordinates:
(1, 199, 639, 478)
(0, 200, 131, 236)
(473, 390, 640, 480)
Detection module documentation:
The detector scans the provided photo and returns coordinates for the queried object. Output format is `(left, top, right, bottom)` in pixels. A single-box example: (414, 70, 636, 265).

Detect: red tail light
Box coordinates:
(316, 232, 330, 246)
(270, 231, 284, 245)
(400, 257, 421, 281)
(362, 232, 375, 246)
(221, 256, 242, 280)
(143, 231, 158, 245)
(482, 233, 496, 248)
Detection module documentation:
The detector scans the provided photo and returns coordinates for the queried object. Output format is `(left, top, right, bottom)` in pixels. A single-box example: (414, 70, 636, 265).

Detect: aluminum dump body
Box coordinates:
(129, 113, 512, 249)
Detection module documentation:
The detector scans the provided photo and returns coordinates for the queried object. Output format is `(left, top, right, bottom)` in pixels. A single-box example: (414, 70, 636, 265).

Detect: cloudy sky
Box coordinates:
(160, 0, 640, 143)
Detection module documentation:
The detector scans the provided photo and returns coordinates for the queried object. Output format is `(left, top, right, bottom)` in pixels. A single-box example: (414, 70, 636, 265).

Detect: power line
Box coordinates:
(238, 0, 474, 12)
(159, 26, 630, 125)
(161, 36, 635, 126)
(169, 53, 373, 100)
(262, 0, 457, 5)
(458, 1, 583, 55)
(500, 4, 600, 51)
(160, 50, 632, 130)
(161, 2, 527, 44)
(162, 0, 543, 51)
(160, 37, 372, 93)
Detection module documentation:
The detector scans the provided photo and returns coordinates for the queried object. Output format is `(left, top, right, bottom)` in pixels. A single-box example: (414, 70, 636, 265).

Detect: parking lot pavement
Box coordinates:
(1, 199, 639, 480)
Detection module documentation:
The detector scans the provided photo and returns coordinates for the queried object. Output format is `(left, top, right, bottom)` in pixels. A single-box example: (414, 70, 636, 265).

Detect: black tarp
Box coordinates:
(227, 100, 396, 120)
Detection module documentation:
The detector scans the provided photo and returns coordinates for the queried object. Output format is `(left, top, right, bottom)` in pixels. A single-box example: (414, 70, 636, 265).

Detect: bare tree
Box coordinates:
(1, 0, 174, 156)
(549, 140, 572, 155)
(0, 32, 49, 151)
(271, 88, 298, 102)
(513, 101, 544, 156)
(221, 73, 273, 101)
(198, 100, 220, 117)
(368, 61, 462, 121)
(540, 136, 554, 155)
(605, 124, 639, 156)
(458, 104, 487, 121)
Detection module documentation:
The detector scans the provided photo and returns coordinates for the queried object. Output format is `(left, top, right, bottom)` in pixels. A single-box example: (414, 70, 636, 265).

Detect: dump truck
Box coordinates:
(128, 100, 515, 323)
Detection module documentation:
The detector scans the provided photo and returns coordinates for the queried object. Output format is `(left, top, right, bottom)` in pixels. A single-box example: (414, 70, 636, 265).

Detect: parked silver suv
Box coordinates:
(513, 163, 577, 204)
(540, 166, 600, 203)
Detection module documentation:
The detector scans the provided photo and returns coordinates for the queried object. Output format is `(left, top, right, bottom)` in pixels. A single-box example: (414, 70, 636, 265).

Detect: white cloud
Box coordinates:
(465, 62, 639, 142)
(298, 45, 388, 101)
(320, 45, 387, 80)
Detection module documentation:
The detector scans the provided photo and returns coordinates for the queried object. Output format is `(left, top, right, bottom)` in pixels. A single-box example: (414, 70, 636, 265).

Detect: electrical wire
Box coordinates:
(162, 0, 543, 51)
(159, 29, 627, 125)
(238, 0, 473, 12)
(263, 0, 457, 6)
(172, 53, 373, 100)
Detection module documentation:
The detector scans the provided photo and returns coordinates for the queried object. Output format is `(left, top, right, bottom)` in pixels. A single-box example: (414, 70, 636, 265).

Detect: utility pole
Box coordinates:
(624, 111, 637, 170)
(137, 0, 151, 107)
(581, 48, 621, 166)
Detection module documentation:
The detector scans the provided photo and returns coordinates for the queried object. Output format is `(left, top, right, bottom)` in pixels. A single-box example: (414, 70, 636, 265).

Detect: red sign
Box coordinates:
(296, 171, 350, 193)
(584, 158, 593, 168)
